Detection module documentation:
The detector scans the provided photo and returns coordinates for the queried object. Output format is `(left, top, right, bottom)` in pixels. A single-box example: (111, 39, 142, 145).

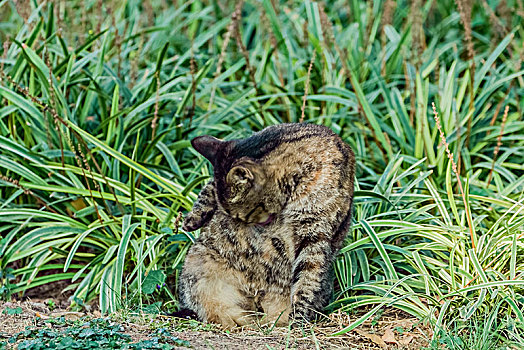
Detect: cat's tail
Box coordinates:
(166, 308, 200, 320)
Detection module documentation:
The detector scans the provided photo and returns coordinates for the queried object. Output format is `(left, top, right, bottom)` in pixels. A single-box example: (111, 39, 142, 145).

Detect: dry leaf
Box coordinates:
(354, 329, 387, 348)
(35, 312, 51, 320)
(382, 327, 397, 344)
(395, 319, 415, 329)
(399, 334, 414, 345)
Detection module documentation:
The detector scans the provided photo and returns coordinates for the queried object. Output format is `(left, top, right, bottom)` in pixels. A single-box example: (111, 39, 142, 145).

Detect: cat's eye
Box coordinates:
(227, 166, 253, 185)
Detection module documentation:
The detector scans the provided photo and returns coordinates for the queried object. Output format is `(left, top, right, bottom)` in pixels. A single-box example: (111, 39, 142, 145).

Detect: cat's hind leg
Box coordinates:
(259, 292, 291, 326)
(198, 275, 257, 327)
(289, 219, 339, 322)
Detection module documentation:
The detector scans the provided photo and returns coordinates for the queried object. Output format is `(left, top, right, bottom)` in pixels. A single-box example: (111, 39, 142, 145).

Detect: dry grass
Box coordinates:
(0, 301, 431, 350)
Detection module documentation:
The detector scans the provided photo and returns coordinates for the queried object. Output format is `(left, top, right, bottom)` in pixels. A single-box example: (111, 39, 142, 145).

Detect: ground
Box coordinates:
(0, 300, 431, 349)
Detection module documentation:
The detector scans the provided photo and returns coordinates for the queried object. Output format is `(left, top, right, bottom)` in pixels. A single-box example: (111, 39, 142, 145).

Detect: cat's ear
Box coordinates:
(227, 166, 254, 185)
(191, 136, 224, 163)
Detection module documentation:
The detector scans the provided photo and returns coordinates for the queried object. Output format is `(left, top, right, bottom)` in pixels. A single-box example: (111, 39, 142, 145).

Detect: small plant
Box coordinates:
(2, 306, 22, 315)
(430, 311, 524, 350)
(6, 318, 190, 350)
(45, 300, 56, 311)
(0, 267, 14, 301)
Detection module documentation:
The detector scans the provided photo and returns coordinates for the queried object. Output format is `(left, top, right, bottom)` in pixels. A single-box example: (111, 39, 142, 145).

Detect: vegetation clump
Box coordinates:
(1, 318, 188, 350)
(0, 0, 523, 347)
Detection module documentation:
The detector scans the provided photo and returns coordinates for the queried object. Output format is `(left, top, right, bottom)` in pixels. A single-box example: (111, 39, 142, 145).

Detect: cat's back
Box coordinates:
(234, 124, 354, 201)
(232, 123, 352, 163)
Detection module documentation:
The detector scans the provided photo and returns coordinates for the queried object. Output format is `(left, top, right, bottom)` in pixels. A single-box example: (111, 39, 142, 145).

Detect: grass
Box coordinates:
(430, 308, 524, 349)
(0, 0, 523, 347)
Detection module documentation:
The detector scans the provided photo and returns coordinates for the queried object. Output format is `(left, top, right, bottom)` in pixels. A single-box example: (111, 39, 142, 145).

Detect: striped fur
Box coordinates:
(179, 123, 355, 327)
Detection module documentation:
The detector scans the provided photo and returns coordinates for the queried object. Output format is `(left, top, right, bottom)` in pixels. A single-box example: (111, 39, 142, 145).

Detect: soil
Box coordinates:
(0, 300, 431, 349)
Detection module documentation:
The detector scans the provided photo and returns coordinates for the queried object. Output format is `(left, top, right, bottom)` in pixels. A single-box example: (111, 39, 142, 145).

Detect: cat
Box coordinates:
(178, 123, 355, 327)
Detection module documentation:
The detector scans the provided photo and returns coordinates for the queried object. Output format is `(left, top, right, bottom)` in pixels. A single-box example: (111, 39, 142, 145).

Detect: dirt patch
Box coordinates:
(0, 301, 430, 349)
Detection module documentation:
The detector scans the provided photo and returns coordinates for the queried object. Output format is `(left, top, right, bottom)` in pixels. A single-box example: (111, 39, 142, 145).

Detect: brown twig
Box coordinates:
(80, 2, 87, 46)
(486, 105, 509, 187)
(481, 0, 507, 40)
(302, 20, 308, 48)
(43, 47, 66, 169)
(234, 15, 258, 95)
(151, 71, 161, 139)
(14, 0, 31, 26)
(187, 50, 197, 129)
(300, 51, 316, 123)
(208, 2, 242, 109)
(318, 8, 389, 162)
(404, 61, 416, 126)
(96, 0, 103, 34)
(410, 0, 424, 70)
(0, 171, 58, 213)
(130, 34, 144, 88)
(455, 0, 476, 150)
(0, 38, 10, 83)
(259, 7, 283, 86)
(64, 135, 104, 224)
(380, 0, 396, 76)
(432, 102, 475, 249)
(488, 86, 512, 135)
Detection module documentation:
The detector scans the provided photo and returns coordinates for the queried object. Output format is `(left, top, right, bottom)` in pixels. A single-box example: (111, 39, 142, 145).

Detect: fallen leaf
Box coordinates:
(382, 327, 397, 344)
(395, 319, 415, 329)
(35, 312, 50, 320)
(354, 329, 387, 348)
(399, 334, 414, 345)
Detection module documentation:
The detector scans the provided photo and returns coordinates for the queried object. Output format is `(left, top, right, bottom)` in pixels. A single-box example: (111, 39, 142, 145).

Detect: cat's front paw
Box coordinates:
(182, 213, 203, 232)
(182, 209, 215, 232)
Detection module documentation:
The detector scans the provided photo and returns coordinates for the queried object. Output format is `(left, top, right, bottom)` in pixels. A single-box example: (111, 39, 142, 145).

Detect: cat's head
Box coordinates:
(191, 135, 282, 225)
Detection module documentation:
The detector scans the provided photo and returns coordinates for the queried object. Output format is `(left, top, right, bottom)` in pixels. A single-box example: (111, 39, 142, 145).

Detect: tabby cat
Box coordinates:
(178, 123, 355, 327)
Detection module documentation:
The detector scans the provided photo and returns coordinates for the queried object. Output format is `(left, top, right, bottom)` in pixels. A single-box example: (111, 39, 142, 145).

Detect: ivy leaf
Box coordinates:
(3, 306, 22, 315)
